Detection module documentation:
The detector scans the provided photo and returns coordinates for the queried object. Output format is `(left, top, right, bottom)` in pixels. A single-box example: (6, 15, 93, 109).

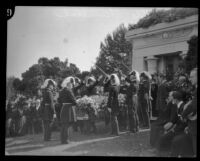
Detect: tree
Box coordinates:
(12, 78, 22, 91)
(184, 35, 198, 73)
(93, 24, 132, 77)
(20, 56, 82, 95)
(6, 76, 16, 100)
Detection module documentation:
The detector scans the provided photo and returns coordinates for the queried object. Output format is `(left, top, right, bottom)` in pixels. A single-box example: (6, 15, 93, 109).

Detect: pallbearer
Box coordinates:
(138, 71, 152, 128)
(58, 77, 77, 144)
(107, 74, 120, 135)
(41, 79, 57, 141)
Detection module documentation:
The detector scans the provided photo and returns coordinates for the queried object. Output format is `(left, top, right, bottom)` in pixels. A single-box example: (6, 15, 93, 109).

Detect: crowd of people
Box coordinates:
(5, 66, 197, 157)
(6, 95, 44, 137)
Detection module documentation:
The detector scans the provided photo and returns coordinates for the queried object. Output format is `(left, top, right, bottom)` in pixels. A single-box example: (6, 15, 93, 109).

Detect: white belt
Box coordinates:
(63, 103, 72, 105)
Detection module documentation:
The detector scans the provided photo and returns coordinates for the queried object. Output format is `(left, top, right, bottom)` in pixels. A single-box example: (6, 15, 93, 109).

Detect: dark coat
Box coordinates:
(182, 88, 197, 136)
(41, 88, 55, 121)
(84, 80, 99, 96)
(120, 82, 138, 113)
(156, 81, 169, 113)
(58, 88, 77, 123)
(151, 82, 158, 116)
(138, 80, 150, 111)
(156, 102, 178, 126)
(173, 102, 187, 134)
(150, 102, 178, 147)
(107, 85, 120, 114)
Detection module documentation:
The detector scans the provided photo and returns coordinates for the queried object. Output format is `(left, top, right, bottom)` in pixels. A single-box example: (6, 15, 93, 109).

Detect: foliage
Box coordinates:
(9, 57, 82, 97)
(184, 35, 198, 73)
(128, 8, 198, 30)
(6, 76, 17, 100)
(93, 24, 132, 77)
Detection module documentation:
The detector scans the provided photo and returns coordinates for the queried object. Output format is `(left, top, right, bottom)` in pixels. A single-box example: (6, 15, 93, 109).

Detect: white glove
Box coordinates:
(53, 114, 57, 119)
(184, 126, 189, 134)
(107, 108, 111, 112)
(164, 122, 173, 131)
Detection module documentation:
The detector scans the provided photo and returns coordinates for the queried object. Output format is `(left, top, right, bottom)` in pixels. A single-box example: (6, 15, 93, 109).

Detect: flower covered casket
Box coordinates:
(76, 95, 99, 120)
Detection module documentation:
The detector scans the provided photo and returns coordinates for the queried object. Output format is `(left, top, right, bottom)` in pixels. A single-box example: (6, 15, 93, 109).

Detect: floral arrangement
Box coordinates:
(99, 96, 108, 111)
(118, 94, 127, 107)
(76, 95, 99, 112)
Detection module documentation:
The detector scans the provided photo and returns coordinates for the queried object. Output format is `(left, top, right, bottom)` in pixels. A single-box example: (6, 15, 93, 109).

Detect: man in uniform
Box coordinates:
(107, 74, 120, 135)
(41, 79, 57, 141)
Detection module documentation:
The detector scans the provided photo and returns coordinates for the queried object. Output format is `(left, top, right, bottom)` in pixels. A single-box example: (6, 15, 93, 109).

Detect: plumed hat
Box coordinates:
(86, 77, 96, 86)
(61, 76, 75, 88)
(110, 73, 120, 86)
(128, 70, 140, 82)
(74, 77, 81, 84)
(41, 79, 56, 89)
(140, 71, 152, 80)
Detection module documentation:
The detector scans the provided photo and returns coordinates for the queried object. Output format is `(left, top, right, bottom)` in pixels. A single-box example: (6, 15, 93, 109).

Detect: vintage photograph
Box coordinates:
(6, 7, 197, 156)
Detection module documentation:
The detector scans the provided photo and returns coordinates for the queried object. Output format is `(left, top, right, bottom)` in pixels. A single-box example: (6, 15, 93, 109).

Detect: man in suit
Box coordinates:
(157, 91, 187, 156)
(150, 91, 177, 147)
(156, 73, 169, 118)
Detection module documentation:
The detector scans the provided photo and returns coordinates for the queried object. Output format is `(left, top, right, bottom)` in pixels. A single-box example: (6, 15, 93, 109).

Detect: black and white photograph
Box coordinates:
(5, 6, 198, 157)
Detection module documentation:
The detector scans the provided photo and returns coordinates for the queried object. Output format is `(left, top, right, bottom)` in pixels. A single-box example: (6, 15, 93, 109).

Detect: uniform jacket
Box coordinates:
(58, 88, 77, 123)
(120, 82, 138, 112)
(107, 85, 120, 114)
(41, 88, 55, 121)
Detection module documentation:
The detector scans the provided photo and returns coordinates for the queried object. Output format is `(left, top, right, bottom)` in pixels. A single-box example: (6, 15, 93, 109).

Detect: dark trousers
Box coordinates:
(60, 123, 70, 143)
(128, 110, 139, 132)
(150, 122, 164, 147)
(138, 102, 150, 128)
(72, 122, 78, 132)
(111, 112, 119, 135)
(190, 133, 196, 156)
(43, 120, 52, 141)
(88, 120, 97, 133)
(157, 131, 176, 151)
(118, 109, 128, 130)
(33, 119, 43, 134)
(170, 133, 194, 157)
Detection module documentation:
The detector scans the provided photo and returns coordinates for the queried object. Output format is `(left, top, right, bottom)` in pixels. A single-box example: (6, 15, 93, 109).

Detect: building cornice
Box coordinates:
(125, 15, 198, 41)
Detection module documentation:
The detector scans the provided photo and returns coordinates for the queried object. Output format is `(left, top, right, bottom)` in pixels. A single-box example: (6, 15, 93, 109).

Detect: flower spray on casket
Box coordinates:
(76, 95, 99, 120)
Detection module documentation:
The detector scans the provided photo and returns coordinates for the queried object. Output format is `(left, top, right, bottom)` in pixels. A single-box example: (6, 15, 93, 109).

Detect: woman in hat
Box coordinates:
(58, 77, 77, 144)
(107, 73, 120, 135)
(40, 79, 57, 141)
(138, 71, 152, 128)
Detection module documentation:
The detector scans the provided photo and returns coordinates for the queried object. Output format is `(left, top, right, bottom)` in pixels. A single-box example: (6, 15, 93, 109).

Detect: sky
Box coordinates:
(7, 6, 170, 79)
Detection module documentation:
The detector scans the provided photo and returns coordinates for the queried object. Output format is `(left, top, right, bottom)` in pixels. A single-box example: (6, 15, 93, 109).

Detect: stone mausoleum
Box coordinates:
(125, 15, 198, 75)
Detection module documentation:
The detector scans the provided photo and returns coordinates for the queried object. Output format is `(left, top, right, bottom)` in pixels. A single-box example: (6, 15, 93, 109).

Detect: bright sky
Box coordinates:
(7, 6, 170, 79)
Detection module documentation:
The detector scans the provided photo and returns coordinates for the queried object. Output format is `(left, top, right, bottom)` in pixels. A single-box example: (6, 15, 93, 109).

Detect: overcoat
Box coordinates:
(58, 88, 77, 124)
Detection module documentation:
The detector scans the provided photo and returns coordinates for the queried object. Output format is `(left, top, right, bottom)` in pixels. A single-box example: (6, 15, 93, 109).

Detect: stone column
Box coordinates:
(146, 56, 158, 74)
